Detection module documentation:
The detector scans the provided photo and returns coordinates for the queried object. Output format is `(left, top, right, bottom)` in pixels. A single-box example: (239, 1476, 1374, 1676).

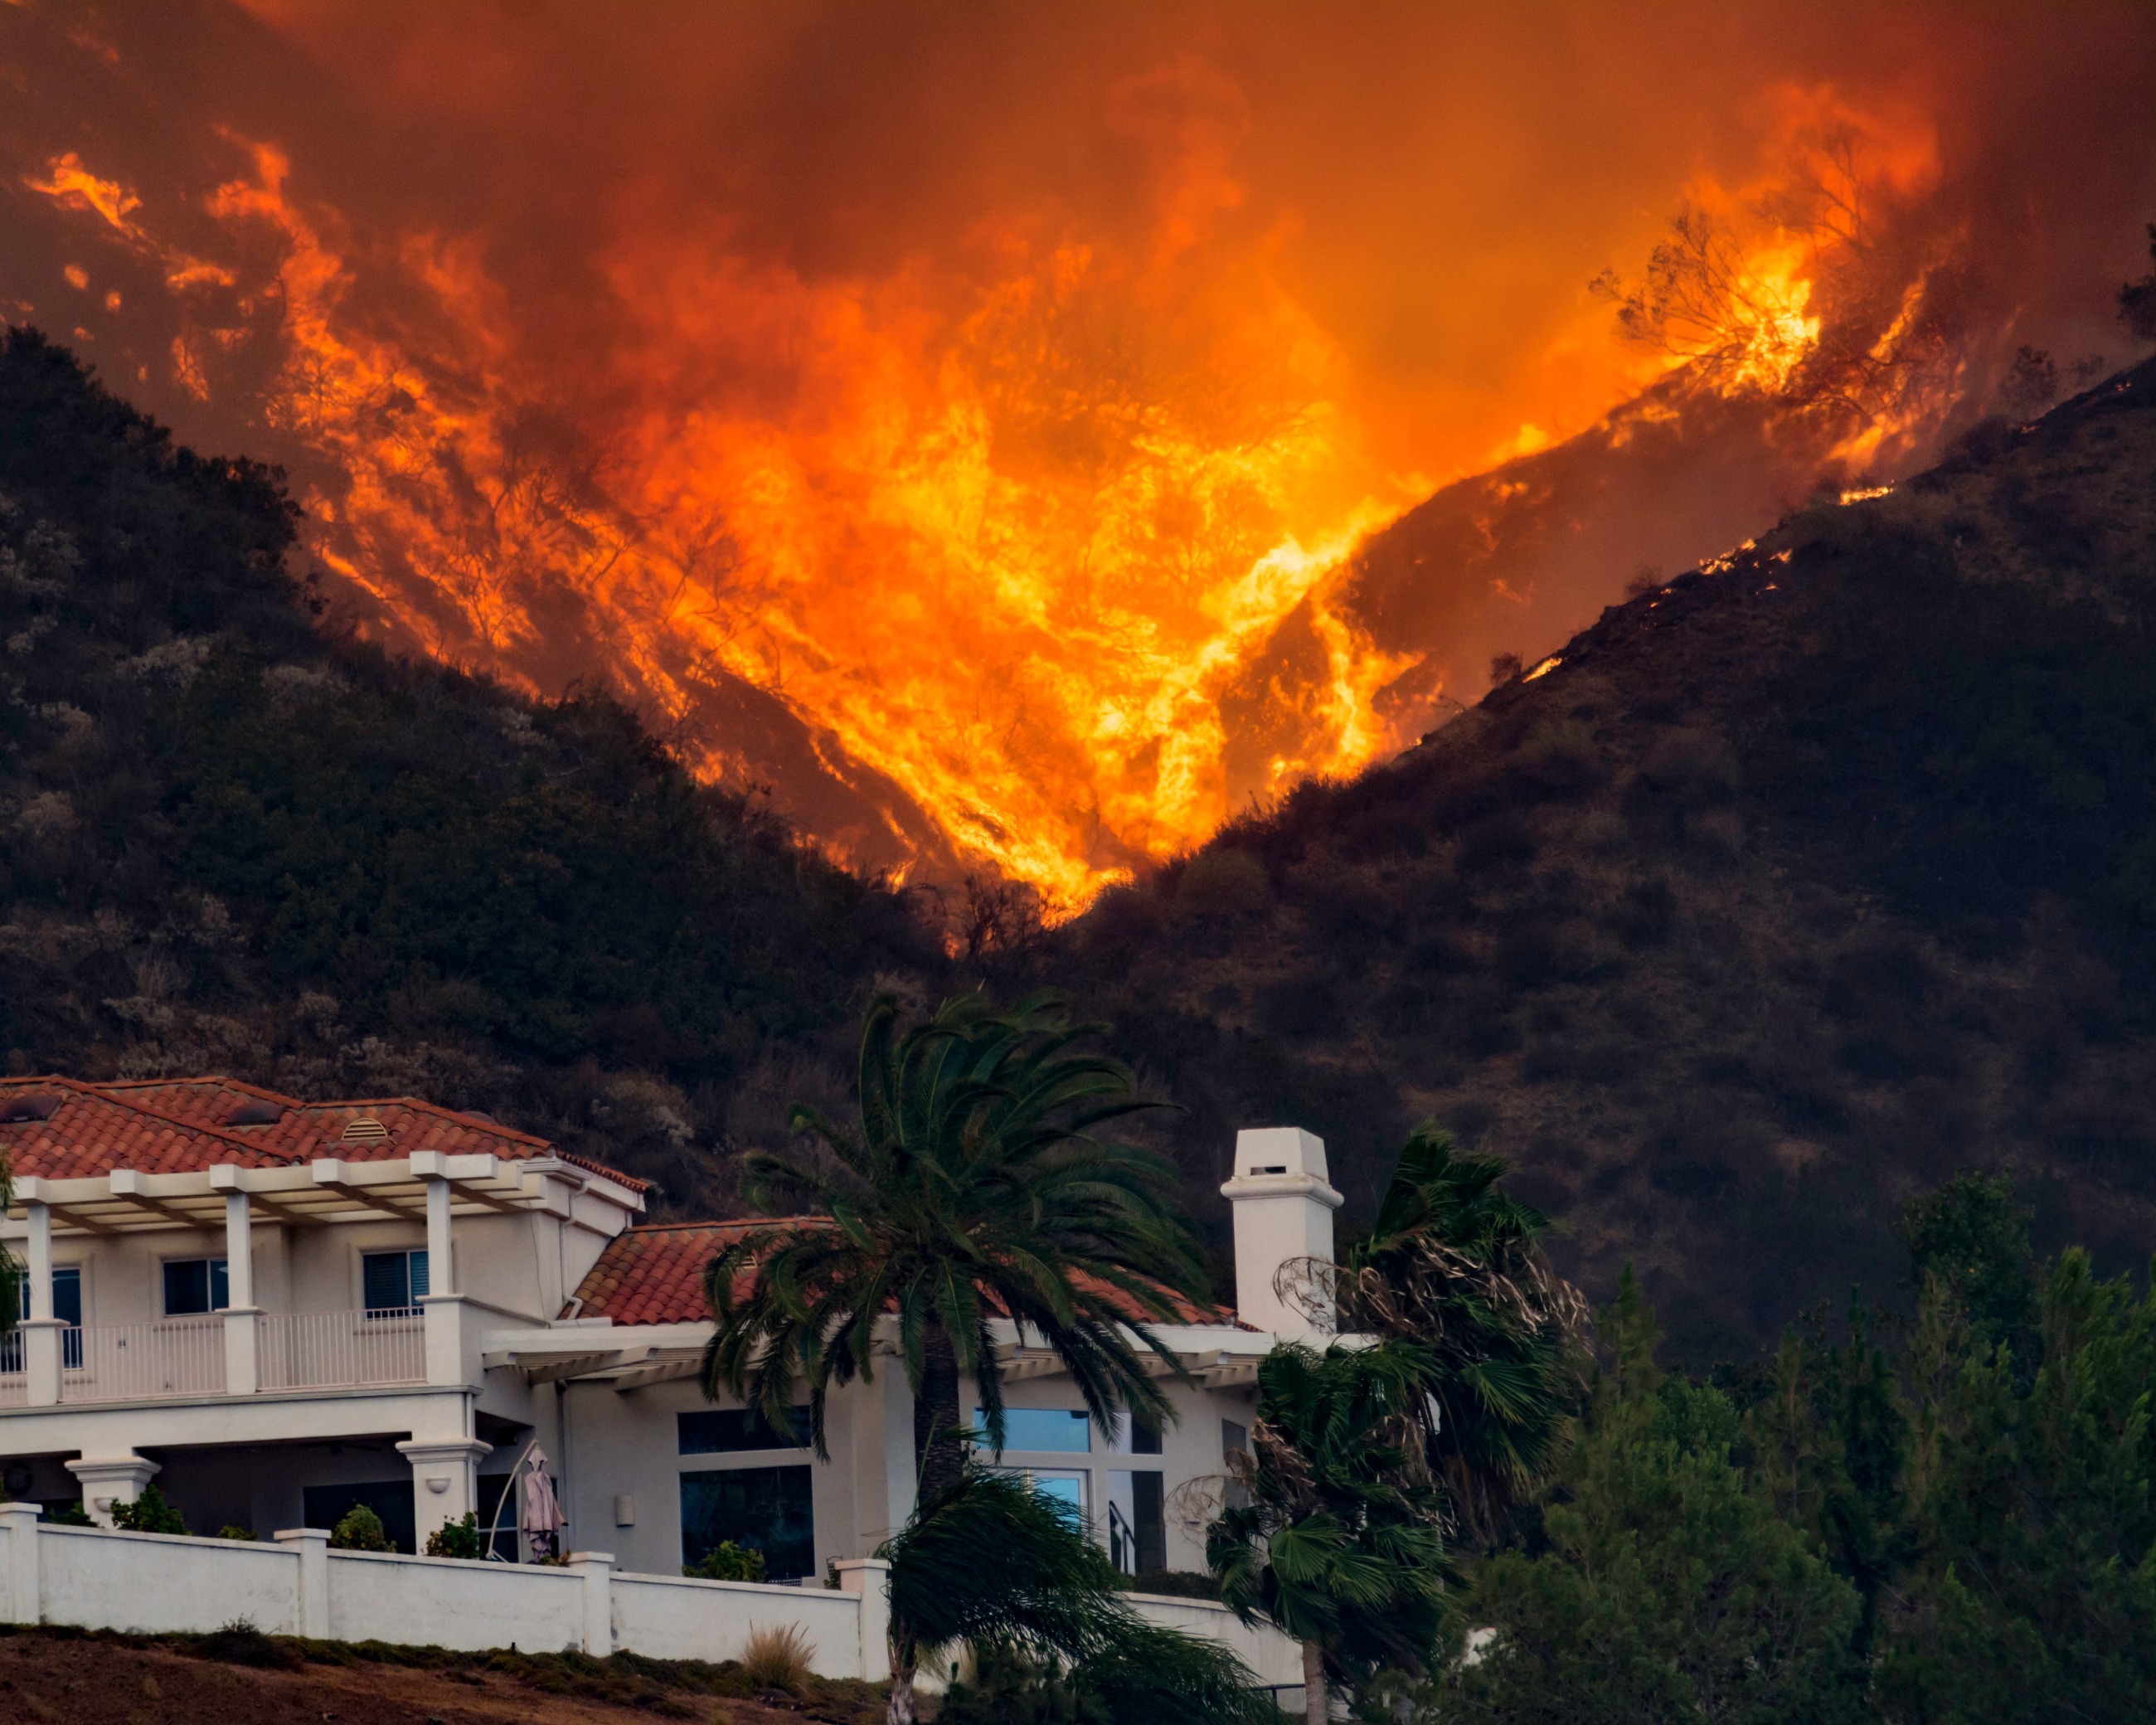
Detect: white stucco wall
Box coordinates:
(36, 1523, 303, 1634)
(0, 1511, 1299, 1699)
(611, 1572, 864, 1671)
(326, 1546, 587, 1649)
(1127, 1591, 1306, 1691)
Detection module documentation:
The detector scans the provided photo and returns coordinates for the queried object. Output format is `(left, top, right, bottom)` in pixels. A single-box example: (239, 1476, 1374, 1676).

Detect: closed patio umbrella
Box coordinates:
(520, 1445, 566, 1559)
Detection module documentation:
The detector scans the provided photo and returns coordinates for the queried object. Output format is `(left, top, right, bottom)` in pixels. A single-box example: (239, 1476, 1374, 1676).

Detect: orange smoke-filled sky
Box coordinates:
(3, 2, 2152, 901)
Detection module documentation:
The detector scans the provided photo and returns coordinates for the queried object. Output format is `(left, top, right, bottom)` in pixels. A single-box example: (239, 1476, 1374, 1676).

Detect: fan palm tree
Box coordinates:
(1332, 1125, 1586, 1538)
(702, 989, 1207, 1506)
(1207, 1342, 1450, 1725)
(881, 1470, 1271, 1725)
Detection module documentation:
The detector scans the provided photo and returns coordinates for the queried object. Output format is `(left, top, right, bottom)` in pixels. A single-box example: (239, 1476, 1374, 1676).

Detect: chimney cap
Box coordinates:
(1231, 1125, 1328, 1183)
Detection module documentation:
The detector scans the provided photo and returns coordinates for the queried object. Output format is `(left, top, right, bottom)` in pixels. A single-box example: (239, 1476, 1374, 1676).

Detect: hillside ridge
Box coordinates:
(9, 319, 2156, 1358)
(1036, 356, 2156, 1359)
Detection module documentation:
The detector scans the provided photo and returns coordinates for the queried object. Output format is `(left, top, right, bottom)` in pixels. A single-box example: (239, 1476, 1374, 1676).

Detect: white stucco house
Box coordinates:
(0, 1074, 1343, 1591)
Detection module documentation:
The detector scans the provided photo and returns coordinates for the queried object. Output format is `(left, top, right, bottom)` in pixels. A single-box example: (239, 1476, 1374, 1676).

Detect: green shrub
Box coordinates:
(45, 1501, 92, 1527)
(424, 1511, 483, 1558)
(684, 1541, 766, 1582)
(329, 1504, 394, 1552)
(190, 1619, 303, 1670)
(216, 1524, 259, 1541)
(109, 1485, 187, 1535)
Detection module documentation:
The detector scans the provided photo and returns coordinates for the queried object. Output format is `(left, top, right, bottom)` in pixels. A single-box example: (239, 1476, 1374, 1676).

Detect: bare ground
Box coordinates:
(0, 1625, 886, 1725)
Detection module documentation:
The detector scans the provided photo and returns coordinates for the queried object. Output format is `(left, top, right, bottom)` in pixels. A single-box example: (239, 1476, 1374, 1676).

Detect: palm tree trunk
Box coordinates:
(886, 1638, 919, 1725)
(1303, 1638, 1327, 1725)
(914, 1321, 966, 1504)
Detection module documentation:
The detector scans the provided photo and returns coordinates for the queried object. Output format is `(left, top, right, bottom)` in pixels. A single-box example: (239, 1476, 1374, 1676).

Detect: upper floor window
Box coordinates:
(163, 1257, 229, 1316)
(2, 1267, 82, 1372)
(6, 1265, 82, 1326)
(678, 1407, 812, 1455)
(362, 1249, 429, 1317)
(974, 1407, 1090, 1453)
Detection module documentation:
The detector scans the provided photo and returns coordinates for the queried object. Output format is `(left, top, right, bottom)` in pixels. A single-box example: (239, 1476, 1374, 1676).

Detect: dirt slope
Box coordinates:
(0, 1625, 882, 1725)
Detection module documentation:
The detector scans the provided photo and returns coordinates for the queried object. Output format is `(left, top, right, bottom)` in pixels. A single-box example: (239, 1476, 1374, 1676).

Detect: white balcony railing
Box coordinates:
(57, 1317, 227, 1402)
(259, 1308, 427, 1391)
(0, 1372, 25, 1408)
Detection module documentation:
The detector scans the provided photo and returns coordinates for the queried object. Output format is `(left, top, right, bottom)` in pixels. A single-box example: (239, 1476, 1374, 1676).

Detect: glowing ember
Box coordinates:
(1839, 484, 1895, 504)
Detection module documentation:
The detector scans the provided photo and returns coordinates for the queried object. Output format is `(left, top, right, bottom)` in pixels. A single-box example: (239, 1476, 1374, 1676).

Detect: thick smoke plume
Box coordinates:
(2, 1, 2151, 901)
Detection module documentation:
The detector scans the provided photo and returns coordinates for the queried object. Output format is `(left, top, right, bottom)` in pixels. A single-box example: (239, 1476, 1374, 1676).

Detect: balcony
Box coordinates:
(0, 1309, 428, 1408)
(260, 1308, 426, 1392)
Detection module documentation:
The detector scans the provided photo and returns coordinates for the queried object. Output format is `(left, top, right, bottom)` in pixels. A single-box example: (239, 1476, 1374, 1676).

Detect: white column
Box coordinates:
(425, 1177, 454, 1292)
(565, 1549, 614, 1655)
(837, 1557, 895, 1685)
(273, 1527, 330, 1635)
(222, 1188, 260, 1396)
(20, 1200, 61, 1407)
(0, 1500, 40, 1625)
(418, 1175, 469, 1387)
(223, 1189, 255, 1309)
(66, 1454, 160, 1528)
(24, 1201, 51, 1323)
(396, 1436, 492, 1550)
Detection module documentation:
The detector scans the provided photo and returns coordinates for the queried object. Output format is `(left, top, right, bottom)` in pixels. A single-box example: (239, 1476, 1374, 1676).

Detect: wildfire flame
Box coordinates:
(12, 57, 2041, 908)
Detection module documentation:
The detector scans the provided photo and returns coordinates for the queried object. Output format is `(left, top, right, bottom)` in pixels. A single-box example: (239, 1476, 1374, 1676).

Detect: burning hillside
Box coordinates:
(2, 2, 2150, 904)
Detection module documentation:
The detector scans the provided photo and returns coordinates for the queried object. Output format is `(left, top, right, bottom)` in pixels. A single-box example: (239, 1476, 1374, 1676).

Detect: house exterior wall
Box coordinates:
(3, 1108, 1334, 1690)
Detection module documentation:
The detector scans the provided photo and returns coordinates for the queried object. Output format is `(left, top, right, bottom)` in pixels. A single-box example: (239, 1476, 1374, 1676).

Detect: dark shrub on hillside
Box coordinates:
(1455, 810, 1539, 877)
(1173, 848, 1271, 921)
(1605, 877, 1677, 948)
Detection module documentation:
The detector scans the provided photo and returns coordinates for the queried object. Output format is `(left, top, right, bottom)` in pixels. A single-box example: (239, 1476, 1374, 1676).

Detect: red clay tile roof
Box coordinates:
(0, 1076, 645, 1191)
(568, 1220, 771, 1324)
(566, 1220, 1241, 1329)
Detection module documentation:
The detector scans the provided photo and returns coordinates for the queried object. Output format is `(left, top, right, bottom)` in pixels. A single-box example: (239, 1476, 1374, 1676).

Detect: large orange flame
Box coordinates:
(18, 76, 1993, 907)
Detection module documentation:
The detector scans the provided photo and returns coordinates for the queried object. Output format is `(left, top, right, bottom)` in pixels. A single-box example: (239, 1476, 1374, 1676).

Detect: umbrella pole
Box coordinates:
(484, 1440, 539, 1562)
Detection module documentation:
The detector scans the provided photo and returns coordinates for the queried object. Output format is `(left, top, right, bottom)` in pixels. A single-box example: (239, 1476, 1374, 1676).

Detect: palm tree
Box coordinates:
(1207, 1342, 1450, 1725)
(1332, 1125, 1585, 1538)
(702, 989, 1207, 1506)
(881, 1470, 1271, 1725)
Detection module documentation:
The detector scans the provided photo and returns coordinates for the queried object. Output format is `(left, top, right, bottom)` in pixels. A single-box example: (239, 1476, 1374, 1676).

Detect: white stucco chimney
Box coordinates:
(1220, 1125, 1343, 1340)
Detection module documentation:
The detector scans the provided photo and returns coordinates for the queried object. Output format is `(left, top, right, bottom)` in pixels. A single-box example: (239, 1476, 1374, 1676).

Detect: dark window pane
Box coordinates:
(678, 1407, 812, 1455)
(163, 1259, 211, 1315)
(7, 1270, 85, 1370)
(681, 1465, 814, 1580)
(1130, 1410, 1163, 1455)
(362, 1251, 412, 1312)
(303, 1480, 417, 1553)
(1134, 1470, 1167, 1573)
(475, 1474, 515, 1552)
(210, 1260, 229, 1311)
(410, 1250, 430, 1300)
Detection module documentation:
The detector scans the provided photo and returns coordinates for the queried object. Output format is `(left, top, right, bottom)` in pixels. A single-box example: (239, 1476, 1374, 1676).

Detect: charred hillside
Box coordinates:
(1046, 357, 2156, 1363)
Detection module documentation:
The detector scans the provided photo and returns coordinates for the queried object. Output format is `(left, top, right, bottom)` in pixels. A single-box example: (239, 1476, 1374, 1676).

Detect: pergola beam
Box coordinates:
(46, 1203, 119, 1237)
(313, 1179, 426, 1222)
